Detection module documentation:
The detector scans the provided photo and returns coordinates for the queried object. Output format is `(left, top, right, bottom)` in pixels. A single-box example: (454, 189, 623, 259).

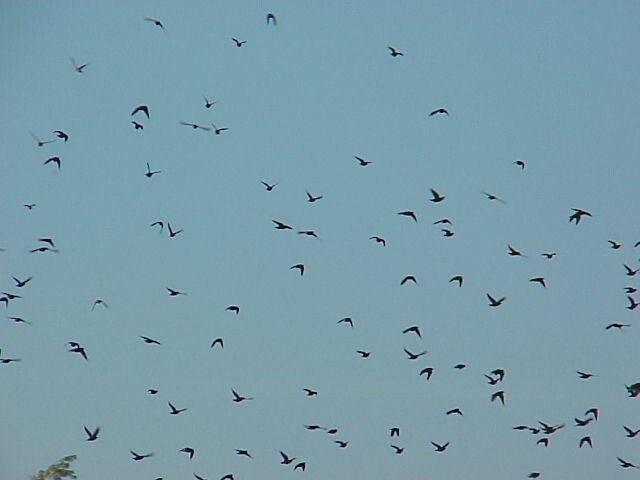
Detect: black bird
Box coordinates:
(44, 156, 61, 170)
(0, 358, 21, 364)
(68, 344, 88, 361)
(266, 12, 277, 25)
(530, 277, 546, 288)
(203, 95, 216, 108)
(226, 305, 240, 314)
(541, 252, 556, 259)
(303, 388, 318, 397)
(429, 188, 445, 203)
(585, 407, 598, 420)
(369, 236, 386, 246)
(167, 223, 183, 237)
(261, 181, 277, 191)
(402, 325, 421, 338)
(306, 191, 323, 203)
(30, 132, 55, 147)
(508, 245, 525, 257)
(92, 299, 109, 310)
(491, 369, 506, 382)
(70, 57, 89, 73)
(446, 408, 463, 416)
(232, 38, 246, 47)
(53, 130, 69, 142)
(193, 474, 207, 480)
(575, 417, 593, 427)
(337, 317, 353, 328)
(403, 347, 427, 360)
(273, 220, 293, 230)
(431, 441, 450, 452)
(180, 121, 211, 131)
(482, 191, 506, 203)
(236, 449, 252, 458)
(151, 221, 164, 233)
(536, 438, 549, 447)
(211, 124, 229, 135)
(169, 401, 187, 415)
(210, 337, 224, 349)
(397, 210, 417, 222)
(147, 389, 158, 395)
(491, 390, 505, 405)
(294, 462, 306, 471)
(617, 457, 638, 469)
(167, 288, 186, 296)
(140, 336, 161, 345)
(577, 371, 596, 379)
(144, 17, 165, 30)
(624, 425, 640, 438)
(388, 46, 403, 57)
(24, 203, 36, 210)
(354, 155, 372, 166)
(84, 426, 100, 441)
(231, 389, 253, 402)
(279, 451, 295, 464)
(145, 163, 161, 178)
(449, 275, 463, 287)
(298, 230, 319, 238)
(513, 159, 525, 170)
(130, 450, 154, 461)
(400, 275, 417, 285)
(606, 323, 631, 331)
(132, 121, 144, 130)
(441, 229, 454, 237)
(569, 208, 592, 224)
(627, 296, 639, 310)
(434, 218, 452, 225)
(487, 293, 506, 307)
(391, 445, 404, 454)
(39, 237, 55, 248)
(484, 374, 500, 385)
(131, 105, 150, 118)
(335, 440, 349, 448)
(625, 287, 637, 293)
(609, 240, 622, 249)
(419, 367, 434, 380)
(390, 427, 400, 437)
(8, 316, 31, 325)
(356, 350, 371, 358)
(538, 421, 565, 435)
(12, 276, 32, 288)
(429, 108, 449, 117)
(290, 264, 305, 276)
(624, 264, 640, 276)
(179, 447, 195, 459)
(454, 363, 466, 370)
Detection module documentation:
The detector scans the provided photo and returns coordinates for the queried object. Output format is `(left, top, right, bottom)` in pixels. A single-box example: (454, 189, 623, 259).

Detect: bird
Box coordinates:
(92, 299, 109, 310)
(306, 191, 323, 203)
(434, 218, 453, 225)
(151, 221, 164, 233)
(131, 105, 150, 118)
(390, 445, 404, 454)
(577, 371, 596, 379)
(290, 264, 305, 276)
(70, 57, 89, 73)
(538, 421, 565, 435)
(388, 46, 404, 56)
(431, 441, 450, 452)
(226, 306, 240, 314)
(83, 426, 100, 441)
(541, 252, 556, 259)
(605, 323, 631, 331)
(167, 288, 186, 296)
(403, 347, 427, 360)
(273, 220, 293, 230)
(235, 449, 252, 458)
(132, 121, 144, 130)
(482, 191, 506, 203)
(261, 181, 277, 191)
(429, 188, 445, 202)
(168, 401, 187, 415)
(354, 155, 372, 166)
(193, 474, 207, 480)
(508, 245, 525, 257)
(397, 210, 417, 222)
(53, 130, 69, 142)
(536, 438, 549, 447)
(335, 440, 349, 448)
(487, 293, 506, 307)
(179, 446, 195, 459)
(530, 277, 546, 288)
(147, 389, 158, 395)
(140, 336, 161, 345)
(491, 369, 506, 382)
(202, 95, 216, 108)
(211, 123, 229, 135)
(231, 389, 253, 402)
(419, 367, 434, 380)
(130, 450, 154, 461)
(145, 163, 161, 178)
(44, 156, 61, 170)
(337, 317, 353, 328)
(575, 417, 593, 427)
(627, 296, 639, 310)
(210, 337, 224, 349)
(569, 208, 592, 224)
(38, 237, 55, 248)
(369, 236, 386, 246)
(68, 344, 88, 361)
(400, 275, 417, 285)
(624, 425, 640, 438)
(449, 275, 463, 287)
(446, 408, 463, 416)
(624, 264, 640, 276)
(356, 350, 371, 358)
(8, 316, 31, 325)
(528, 473, 541, 479)
(429, 108, 449, 117)
(298, 230, 319, 238)
(167, 223, 183, 237)
(454, 363, 466, 370)
(390, 427, 400, 437)
(24, 203, 36, 210)
(232, 38, 246, 47)
(220, 475, 234, 480)
(279, 451, 295, 464)
(491, 391, 505, 405)
(617, 457, 638, 469)
(625, 287, 637, 293)
(266, 12, 277, 25)
(484, 374, 500, 385)
(12, 276, 32, 288)
(303, 388, 318, 397)
(513, 159, 525, 169)
(30, 132, 55, 147)
(609, 240, 622, 249)
(180, 121, 210, 131)
(144, 17, 165, 30)
(586, 407, 599, 420)
(293, 462, 306, 471)
(441, 229, 455, 237)
(0, 358, 21, 364)
(402, 325, 421, 338)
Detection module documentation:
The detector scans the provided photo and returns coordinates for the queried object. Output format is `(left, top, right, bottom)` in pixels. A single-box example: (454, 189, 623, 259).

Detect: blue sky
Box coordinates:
(2, 1, 639, 479)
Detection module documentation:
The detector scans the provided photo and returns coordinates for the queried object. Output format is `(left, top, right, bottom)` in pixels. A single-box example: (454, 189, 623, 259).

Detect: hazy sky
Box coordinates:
(2, 2, 639, 479)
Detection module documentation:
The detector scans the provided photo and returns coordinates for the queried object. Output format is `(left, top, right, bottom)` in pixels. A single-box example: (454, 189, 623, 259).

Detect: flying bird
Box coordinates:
(266, 12, 277, 25)
(30, 132, 55, 147)
(130, 450, 154, 461)
(627, 296, 639, 310)
(279, 451, 295, 464)
(569, 208, 592, 224)
(429, 188, 445, 203)
(211, 123, 229, 135)
(168, 401, 187, 415)
(306, 191, 323, 203)
(434, 218, 452, 225)
(337, 317, 353, 328)
(390, 427, 400, 437)
(203, 95, 216, 108)
(388, 46, 404, 57)
(226, 305, 240, 314)
(144, 17, 165, 30)
(487, 293, 506, 307)
(235, 449, 252, 458)
(167, 223, 183, 237)
(180, 121, 210, 131)
(261, 181, 277, 191)
(577, 371, 596, 379)
(369, 236, 386, 246)
(624, 264, 640, 276)
(449, 275, 463, 287)
(403, 347, 427, 360)
(140, 336, 161, 345)
(608, 240, 622, 249)
(335, 440, 349, 448)
(132, 121, 144, 130)
(356, 350, 371, 358)
(92, 299, 109, 310)
(273, 220, 293, 230)
(429, 108, 449, 117)
(530, 277, 546, 288)
(446, 408, 463, 416)
(131, 105, 150, 118)
(232, 38, 246, 47)
(605, 323, 631, 331)
(419, 367, 434, 380)
(491, 390, 505, 405)
(145, 163, 161, 178)
(541, 252, 556, 259)
(390, 445, 404, 454)
(167, 288, 186, 296)
(210, 337, 224, 349)
(397, 211, 417, 222)
(294, 462, 306, 471)
(8, 316, 31, 325)
(431, 441, 450, 452)
(441, 229, 454, 237)
(303, 388, 318, 397)
(402, 325, 421, 338)
(44, 156, 61, 170)
(179, 446, 195, 458)
(298, 230, 318, 238)
(585, 407, 598, 420)
(231, 389, 253, 402)
(624, 425, 640, 438)
(12, 276, 32, 288)
(290, 264, 305, 276)
(53, 130, 69, 142)
(400, 275, 417, 285)
(24, 203, 36, 210)
(84, 426, 100, 441)
(508, 245, 526, 257)
(151, 221, 164, 233)
(354, 155, 372, 166)
(70, 57, 89, 73)
(617, 457, 638, 469)
(482, 191, 506, 203)
(513, 159, 525, 169)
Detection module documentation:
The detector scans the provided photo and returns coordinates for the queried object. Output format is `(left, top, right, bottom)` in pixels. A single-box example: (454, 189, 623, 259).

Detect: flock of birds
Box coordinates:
(5, 8, 640, 480)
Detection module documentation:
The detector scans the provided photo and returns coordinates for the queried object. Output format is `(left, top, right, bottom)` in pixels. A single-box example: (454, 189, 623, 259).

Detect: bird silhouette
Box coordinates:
(226, 305, 240, 314)
(290, 264, 305, 276)
(92, 299, 109, 310)
(508, 245, 526, 257)
(624, 425, 640, 438)
(44, 156, 61, 170)
(298, 230, 319, 238)
(577, 371, 596, 379)
(144, 17, 165, 30)
(180, 121, 211, 131)
(210, 337, 224, 349)
(541, 252, 557, 259)
(145, 163, 161, 178)
(261, 181, 277, 191)
(306, 191, 323, 203)
(335, 440, 349, 448)
(147, 389, 158, 395)
(273, 220, 293, 230)
(419, 367, 434, 380)
(337, 317, 353, 328)
(132, 121, 144, 130)
(369, 236, 386, 246)
(446, 408, 463, 416)
(575, 417, 593, 427)
(606, 323, 631, 331)
(169, 401, 187, 415)
(627, 296, 639, 310)
(625, 287, 637, 293)
(180, 446, 195, 458)
(624, 264, 639, 276)
(608, 240, 622, 249)
(429, 188, 445, 203)
(487, 293, 506, 307)
(232, 38, 247, 47)
(513, 159, 525, 169)
(140, 336, 161, 345)
(53, 130, 69, 142)
(429, 108, 449, 117)
(397, 210, 417, 222)
(231, 389, 253, 402)
(617, 457, 638, 469)
(431, 441, 450, 452)
(83, 426, 100, 441)
(569, 208, 592, 224)
(279, 451, 295, 464)
(167, 288, 186, 296)
(530, 277, 546, 288)
(8, 316, 31, 325)
(202, 95, 216, 108)
(403, 347, 427, 360)
(30, 132, 55, 146)
(131, 105, 150, 118)
(151, 221, 164, 233)
(130, 450, 154, 461)
(390, 445, 404, 454)
(491, 390, 505, 405)
(482, 191, 506, 203)
(266, 12, 277, 25)
(390, 427, 400, 437)
(235, 449, 252, 458)
(211, 123, 229, 135)
(294, 462, 306, 471)
(167, 223, 183, 237)
(356, 350, 371, 358)
(24, 203, 36, 210)
(400, 275, 417, 285)
(449, 275, 463, 287)
(303, 388, 318, 396)
(388, 46, 404, 56)
(12, 276, 32, 288)
(402, 325, 421, 338)
(536, 438, 549, 447)
(441, 229, 454, 237)
(354, 155, 372, 166)
(70, 57, 89, 73)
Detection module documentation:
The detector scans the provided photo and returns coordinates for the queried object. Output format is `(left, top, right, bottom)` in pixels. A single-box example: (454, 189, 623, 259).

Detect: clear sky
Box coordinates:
(2, 1, 639, 479)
